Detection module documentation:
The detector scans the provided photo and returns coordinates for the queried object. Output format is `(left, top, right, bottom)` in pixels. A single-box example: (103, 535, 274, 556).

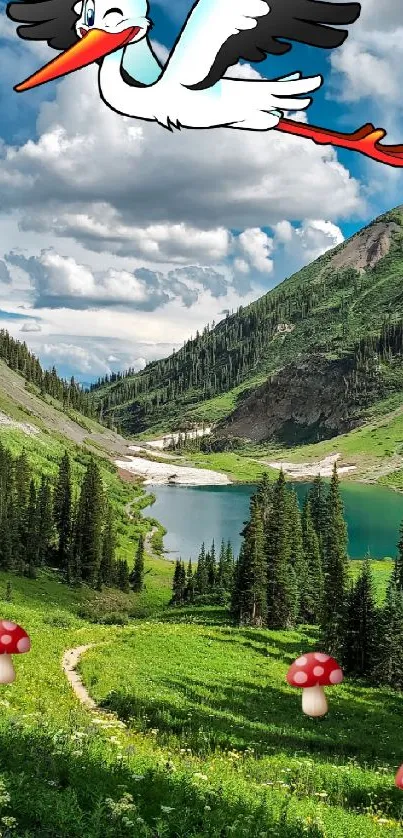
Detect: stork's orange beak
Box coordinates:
(15, 26, 140, 92)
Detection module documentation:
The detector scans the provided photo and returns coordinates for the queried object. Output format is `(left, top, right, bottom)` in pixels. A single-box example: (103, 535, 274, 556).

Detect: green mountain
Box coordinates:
(92, 205, 403, 443)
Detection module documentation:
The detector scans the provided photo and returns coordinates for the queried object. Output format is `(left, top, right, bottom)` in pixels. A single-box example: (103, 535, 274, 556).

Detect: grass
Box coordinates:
(0, 556, 400, 837)
(184, 451, 275, 483)
(79, 618, 403, 837)
(162, 403, 403, 488)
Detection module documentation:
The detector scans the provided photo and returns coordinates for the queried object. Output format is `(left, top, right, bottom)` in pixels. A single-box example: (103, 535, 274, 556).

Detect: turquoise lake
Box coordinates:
(151, 482, 403, 561)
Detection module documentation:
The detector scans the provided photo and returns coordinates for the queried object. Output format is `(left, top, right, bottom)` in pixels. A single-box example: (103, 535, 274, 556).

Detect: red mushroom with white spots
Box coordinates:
(286, 652, 344, 717)
(0, 621, 31, 684)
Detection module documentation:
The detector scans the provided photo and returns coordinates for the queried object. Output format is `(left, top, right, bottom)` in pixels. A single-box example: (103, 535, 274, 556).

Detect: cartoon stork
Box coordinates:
(6, 0, 403, 167)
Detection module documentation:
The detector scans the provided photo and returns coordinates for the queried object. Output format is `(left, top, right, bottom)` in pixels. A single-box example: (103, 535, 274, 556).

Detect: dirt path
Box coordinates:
(62, 643, 130, 730)
(62, 645, 97, 709)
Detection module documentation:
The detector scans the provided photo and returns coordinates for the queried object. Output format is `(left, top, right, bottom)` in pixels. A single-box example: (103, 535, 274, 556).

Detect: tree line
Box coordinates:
(170, 465, 403, 692)
(89, 254, 403, 433)
(0, 329, 99, 421)
(0, 443, 144, 594)
(234, 468, 403, 690)
(171, 540, 235, 606)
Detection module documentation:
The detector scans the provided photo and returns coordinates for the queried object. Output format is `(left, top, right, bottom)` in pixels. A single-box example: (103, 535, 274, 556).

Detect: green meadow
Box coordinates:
(0, 557, 399, 837)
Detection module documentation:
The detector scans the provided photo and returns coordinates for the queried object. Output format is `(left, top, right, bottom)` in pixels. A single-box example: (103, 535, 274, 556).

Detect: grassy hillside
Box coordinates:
(2, 567, 402, 837)
(91, 206, 403, 441)
(0, 357, 172, 609)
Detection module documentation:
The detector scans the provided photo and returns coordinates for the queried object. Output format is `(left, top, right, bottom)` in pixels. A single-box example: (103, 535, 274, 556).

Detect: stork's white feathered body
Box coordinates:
(11, 0, 402, 168)
(100, 49, 320, 131)
(90, 0, 321, 130)
(8, 0, 359, 131)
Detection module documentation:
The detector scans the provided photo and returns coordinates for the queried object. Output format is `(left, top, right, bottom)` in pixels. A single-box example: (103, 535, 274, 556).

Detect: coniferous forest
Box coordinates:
(89, 208, 403, 434)
(171, 465, 403, 692)
(0, 329, 98, 420)
(0, 443, 141, 593)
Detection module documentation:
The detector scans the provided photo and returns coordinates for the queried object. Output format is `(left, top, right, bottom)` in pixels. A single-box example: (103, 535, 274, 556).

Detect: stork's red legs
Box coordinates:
(275, 118, 403, 168)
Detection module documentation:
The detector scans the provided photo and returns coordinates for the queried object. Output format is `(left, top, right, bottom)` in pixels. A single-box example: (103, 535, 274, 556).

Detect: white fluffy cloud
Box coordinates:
(329, 0, 403, 114)
(0, 60, 362, 239)
(0, 8, 368, 379)
(274, 219, 344, 265)
(20, 321, 42, 332)
(238, 229, 274, 274)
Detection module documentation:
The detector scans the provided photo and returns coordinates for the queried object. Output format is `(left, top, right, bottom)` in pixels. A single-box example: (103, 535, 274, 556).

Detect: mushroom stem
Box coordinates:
(302, 685, 328, 717)
(0, 654, 16, 684)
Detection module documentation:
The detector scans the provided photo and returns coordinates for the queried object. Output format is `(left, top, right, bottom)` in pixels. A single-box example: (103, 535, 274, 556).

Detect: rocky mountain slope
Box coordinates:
(92, 205, 403, 443)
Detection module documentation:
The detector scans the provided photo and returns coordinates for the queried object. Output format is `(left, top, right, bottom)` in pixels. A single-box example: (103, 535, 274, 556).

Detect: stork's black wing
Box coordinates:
(6, 0, 80, 51)
(185, 0, 360, 91)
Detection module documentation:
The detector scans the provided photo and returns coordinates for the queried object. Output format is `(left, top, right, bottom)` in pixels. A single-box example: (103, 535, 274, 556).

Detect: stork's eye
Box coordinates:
(102, 7, 124, 26)
(103, 7, 123, 18)
(84, 0, 95, 26)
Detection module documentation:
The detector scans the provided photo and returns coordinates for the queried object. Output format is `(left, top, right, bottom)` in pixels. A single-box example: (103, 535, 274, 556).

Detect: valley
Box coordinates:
(2, 205, 403, 836)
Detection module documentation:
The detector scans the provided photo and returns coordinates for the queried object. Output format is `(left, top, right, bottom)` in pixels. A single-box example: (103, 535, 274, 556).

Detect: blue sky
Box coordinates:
(0, 0, 402, 380)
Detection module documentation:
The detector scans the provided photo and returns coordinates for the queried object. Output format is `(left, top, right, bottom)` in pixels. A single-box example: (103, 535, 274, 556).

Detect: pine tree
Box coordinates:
(37, 477, 54, 566)
(171, 559, 186, 605)
(300, 498, 323, 624)
(130, 535, 145, 593)
(255, 472, 273, 524)
(99, 504, 116, 586)
(206, 540, 216, 589)
(73, 460, 104, 587)
(320, 464, 349, 658)
(194, 543, 208, 596)
(54, 452, 72, 572)
(286, 489, 304, 625)
(116, 559, 130, 593)
(185, 559, 195, 603)
(342, 557, 377, 676)
(308, 475, 327, 558)
(223, 541, 235, 592)
(25, 479, 38, 572)
(265, 471, 297, 628)
(372, 577, 403, 689)
(232, 494, 267, 625)
(217, 540, 226, 589)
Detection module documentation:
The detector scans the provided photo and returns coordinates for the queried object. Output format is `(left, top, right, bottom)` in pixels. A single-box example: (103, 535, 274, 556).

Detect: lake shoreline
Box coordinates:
(150, 481, 403, 562)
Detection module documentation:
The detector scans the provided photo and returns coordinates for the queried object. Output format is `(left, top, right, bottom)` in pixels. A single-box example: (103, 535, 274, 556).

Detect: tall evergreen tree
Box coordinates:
(73, 460, 104, 586)
(300, 498, 323, 624)
(308, 475, 327, 558)
(54, 452, 72, 572)
(342, 557, 377, 676)
(130, 535, 145, 593)
(116, 559, 130, 593)
(205, 541, 216, 589)
(171, 560, 186, 605)
(372, 577, 403, 689)
(233, 496, 265, 623)
(265, 471, 297, 628)
(194, 542, 208, 596)
(99, 504, 116, 586)
(185, 558, 195, 603)
(255, 472, 273, 524)
(25, 479, 38, 572)
(36, 477, 54, 566)
(320, 464, 349, 658)
(286, 489, 304, 625)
